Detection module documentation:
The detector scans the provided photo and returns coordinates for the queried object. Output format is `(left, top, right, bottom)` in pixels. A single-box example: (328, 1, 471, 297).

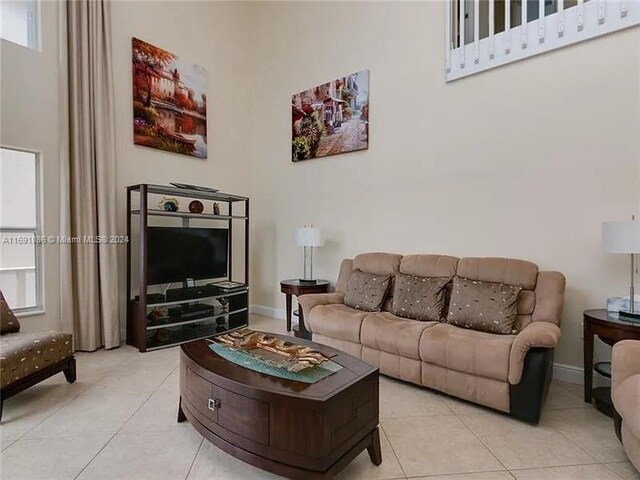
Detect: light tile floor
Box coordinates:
(1, 314, 638, 480)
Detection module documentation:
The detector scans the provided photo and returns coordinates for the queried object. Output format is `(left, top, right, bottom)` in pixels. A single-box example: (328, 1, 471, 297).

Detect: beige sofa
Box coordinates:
(612, 340, 640, 472)
(298, 252, 565, 423)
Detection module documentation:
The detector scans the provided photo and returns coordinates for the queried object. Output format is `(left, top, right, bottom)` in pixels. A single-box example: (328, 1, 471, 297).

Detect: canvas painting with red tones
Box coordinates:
(291, 70, 369, 162)
(132, 37, 208, 159)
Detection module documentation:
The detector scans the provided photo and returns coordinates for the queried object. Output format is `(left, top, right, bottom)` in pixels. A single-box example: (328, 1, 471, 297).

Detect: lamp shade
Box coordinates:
(294, 226, 324, 247)
(602, 221, 640, 253)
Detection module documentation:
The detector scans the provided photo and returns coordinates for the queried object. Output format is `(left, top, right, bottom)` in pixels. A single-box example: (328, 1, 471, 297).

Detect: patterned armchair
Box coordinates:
(0, 290, 76, 420)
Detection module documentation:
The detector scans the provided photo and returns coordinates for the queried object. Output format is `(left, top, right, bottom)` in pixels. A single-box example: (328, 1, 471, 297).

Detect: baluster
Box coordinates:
(474, 0, 480, 63)
(489, 0, 495, 58)
(557, 0, 564, 37)
(577, 0, 584, 31)
(521, 0, 528, 48)
(446, 0, 452, 73)
(505, 0, 511, 53)
(538, 0, 545, 42)
(459, 0, 466, 67)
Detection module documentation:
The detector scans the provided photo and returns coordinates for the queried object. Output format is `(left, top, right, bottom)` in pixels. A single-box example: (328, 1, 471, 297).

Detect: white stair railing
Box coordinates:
(446, 0, 640, 82)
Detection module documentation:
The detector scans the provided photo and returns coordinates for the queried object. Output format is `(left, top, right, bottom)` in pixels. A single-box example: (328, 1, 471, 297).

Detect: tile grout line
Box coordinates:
(540, 410, 604, 465)
(456, 413, 513, 474)
(184, 437, 205, 480)
(404, 469, 516, 479)
(379, 423, 409, 479)
(4, 352, 136, 444)
(602, 461, 634, 480)
(71, 361, 178, 480)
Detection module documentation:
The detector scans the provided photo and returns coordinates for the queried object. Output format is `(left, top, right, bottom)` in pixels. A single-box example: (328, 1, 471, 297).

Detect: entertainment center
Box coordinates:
(126, 184, 249, 352)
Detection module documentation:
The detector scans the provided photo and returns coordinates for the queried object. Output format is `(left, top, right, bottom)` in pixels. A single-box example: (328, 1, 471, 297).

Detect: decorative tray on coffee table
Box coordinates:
(208, 328, 334, 372)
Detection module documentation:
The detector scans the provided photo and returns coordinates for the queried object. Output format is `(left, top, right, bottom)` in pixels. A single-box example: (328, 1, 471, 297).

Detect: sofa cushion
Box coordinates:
(0, 331, 73, 388)
(344, 270, 391, 312)
(361, 312, 437, 360)
(400, 254, 459, 278)
(0, 290, 20, 334)
(457, 257, 538, 290)
(352, 252, 401, 276)
(447, 276, 522, 335)
(390, 273, 450, 321)
(306, 304, 367, 343)
(419, 323, 515, 381)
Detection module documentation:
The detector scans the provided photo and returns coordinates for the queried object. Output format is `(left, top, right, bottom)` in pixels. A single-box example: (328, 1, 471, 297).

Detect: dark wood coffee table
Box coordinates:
(178, 334, 380, 479)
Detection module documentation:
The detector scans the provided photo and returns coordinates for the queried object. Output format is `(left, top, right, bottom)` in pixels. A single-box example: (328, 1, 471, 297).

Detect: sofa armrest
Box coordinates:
(612, 340, 640, 392)
(532, 271, 566, 326)
(297, 293, 344, 318)
(509, 321, 561, 384)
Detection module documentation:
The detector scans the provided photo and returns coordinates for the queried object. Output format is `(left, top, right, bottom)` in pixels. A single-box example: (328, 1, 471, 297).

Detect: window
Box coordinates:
(0, 0, 39, 50)
(0, 147, 43, 314)
(446, 0, 640, 81)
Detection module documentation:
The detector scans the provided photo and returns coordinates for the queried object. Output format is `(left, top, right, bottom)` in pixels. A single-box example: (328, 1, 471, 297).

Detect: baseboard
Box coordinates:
(249, 304, 285, 320)
(249, 304, 608, 388)
(553, 362, 610, 387)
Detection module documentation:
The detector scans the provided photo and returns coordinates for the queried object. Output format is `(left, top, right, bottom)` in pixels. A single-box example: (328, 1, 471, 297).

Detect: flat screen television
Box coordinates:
(147, 227, 228, 285)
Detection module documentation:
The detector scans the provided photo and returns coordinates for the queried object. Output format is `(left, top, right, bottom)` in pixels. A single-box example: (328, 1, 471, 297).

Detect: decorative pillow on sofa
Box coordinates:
(446, 276, 522, 335)
(344, 270, 391, 312)
(390, 273, 450, 322)
(0, 290, 20, 334)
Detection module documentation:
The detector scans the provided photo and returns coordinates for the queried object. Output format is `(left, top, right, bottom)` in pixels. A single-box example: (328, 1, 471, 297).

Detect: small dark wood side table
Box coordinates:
(583, 309, 640, 416)
(280, 279, 330, 335)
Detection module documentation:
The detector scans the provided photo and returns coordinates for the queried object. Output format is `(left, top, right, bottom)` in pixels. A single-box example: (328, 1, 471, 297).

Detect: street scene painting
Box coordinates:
(132, 37, 207, 159)
(292, 70, 369, 162)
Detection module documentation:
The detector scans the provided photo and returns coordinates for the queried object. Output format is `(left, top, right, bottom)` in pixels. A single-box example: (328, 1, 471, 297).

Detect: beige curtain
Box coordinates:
(60, 0, 119, 351)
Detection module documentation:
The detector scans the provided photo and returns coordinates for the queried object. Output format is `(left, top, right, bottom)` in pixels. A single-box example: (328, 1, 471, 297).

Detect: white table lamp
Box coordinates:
(602, 218, 640, 319)
(294, 226, 324, 284)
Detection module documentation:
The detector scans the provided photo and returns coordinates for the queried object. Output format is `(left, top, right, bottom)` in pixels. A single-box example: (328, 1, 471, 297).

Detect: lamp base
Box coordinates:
(618, 309, 640, 320)
(298, 279, 318, 285)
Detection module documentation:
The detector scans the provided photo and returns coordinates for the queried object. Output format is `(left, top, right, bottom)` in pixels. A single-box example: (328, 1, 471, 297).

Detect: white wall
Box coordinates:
(1, 1, 63, 331)
(247, 2, 640, 367)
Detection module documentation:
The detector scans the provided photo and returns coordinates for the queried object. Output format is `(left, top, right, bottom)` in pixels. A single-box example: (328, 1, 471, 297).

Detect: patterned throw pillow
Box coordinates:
(391, 273, 451, 322)
(0, 290, 20, 334)
(446, 276, 522, 335)
(344, 270, 391, 312)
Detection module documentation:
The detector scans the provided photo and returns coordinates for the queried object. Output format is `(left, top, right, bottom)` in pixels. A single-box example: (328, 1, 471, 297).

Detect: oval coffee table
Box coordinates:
(178, 334, 381, 479)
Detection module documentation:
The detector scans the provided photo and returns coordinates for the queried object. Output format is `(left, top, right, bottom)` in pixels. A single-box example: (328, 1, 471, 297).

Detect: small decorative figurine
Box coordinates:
(213, 202, 220, 215)
(158, 197, 179, 212)
(188, 200, 204, 214)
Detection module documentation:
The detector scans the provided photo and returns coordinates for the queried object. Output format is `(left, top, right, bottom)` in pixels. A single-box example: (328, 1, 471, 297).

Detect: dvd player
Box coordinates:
(168, 303, 216, 320)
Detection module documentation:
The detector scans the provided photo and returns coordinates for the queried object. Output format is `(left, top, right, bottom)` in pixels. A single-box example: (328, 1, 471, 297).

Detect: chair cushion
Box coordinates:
(447, 276, 522, 335)
(390, 273, 450, 322)
(0, 332, 73, 388)
(0, 290, 20, 334)
(419, 323, 515, 381)
(361, 312, 437, 360)
(306, 304, 367, 343)
(344, 270, 391, 312)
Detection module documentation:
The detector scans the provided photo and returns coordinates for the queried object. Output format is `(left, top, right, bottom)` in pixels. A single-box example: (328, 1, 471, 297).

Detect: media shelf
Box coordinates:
(126, 184, 249, 352)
